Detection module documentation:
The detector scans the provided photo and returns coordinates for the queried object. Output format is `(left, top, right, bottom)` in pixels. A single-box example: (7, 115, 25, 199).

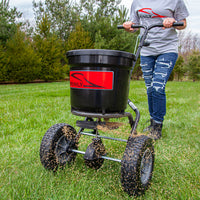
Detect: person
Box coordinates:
(123, 0, 189, 140)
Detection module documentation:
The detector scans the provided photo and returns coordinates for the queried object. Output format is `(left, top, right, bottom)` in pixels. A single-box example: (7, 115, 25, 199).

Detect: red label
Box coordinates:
(70, 70, 114, 90)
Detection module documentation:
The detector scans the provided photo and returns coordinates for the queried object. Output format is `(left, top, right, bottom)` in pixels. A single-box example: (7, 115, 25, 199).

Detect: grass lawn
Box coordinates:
(0, 81, 199, 199)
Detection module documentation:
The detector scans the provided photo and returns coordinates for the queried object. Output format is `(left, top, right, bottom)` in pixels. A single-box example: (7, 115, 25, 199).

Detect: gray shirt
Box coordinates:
(130, 0, 189, 56)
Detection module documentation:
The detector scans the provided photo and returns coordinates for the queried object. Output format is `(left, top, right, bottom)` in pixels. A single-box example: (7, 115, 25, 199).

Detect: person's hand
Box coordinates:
(123, 21, 135, 32)
(163, 18, 176, 29)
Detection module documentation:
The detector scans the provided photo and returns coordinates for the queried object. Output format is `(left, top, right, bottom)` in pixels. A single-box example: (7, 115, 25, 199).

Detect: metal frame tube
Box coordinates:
(128, 99, 140, 135)
(71, 149, 121, 163)
(81, 131, 127, 142)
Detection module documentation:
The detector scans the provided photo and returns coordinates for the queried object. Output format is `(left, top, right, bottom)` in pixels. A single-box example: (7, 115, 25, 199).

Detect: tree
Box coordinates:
(34, 14, 66, 81)
(187, 50, 200, 81)
(35, 13, 52, 38)
(80, 2, 138, 52)
(32, 0, 136, 54)
(0, 0, 22, 46)
(173, 55, 185, 81)
(132, 56, 143, 80)
(178, 30, 200, 56)
(94, 30, 107, 49)
(5, 28, 41, 82)
(0, 44, 8, 81)
(66, 22, 94, 51)
(33, 0, 79, 41)
(80, 0, 122, 42)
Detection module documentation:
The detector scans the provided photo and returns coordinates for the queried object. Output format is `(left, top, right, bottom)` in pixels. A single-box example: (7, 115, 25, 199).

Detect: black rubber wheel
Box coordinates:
(84, 138, 106, 170)
(121, 135, 154, 196)
(40, 123, 78, 171)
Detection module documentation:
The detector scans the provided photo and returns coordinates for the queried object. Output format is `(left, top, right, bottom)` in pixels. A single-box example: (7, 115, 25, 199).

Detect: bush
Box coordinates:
(66, 22, 94, 51)
(174, 55, 185, 81)
(3, 28, 41, 83)
(187, 51, 200, 81)
(0, 44, 8, 81)
(34, 34, 66, 81)
(34, 14, 67, 81)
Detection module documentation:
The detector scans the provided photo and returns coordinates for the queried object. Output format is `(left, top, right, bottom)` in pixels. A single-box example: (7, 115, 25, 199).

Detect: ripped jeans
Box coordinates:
(140, 53, 178, 122)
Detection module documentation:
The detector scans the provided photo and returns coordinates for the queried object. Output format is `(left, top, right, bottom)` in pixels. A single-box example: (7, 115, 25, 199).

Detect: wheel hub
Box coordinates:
(55, 135, 76, 165)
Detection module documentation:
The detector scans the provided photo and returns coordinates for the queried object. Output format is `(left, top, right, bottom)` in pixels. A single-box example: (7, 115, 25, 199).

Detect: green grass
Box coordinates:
(0, 81, 199, 199)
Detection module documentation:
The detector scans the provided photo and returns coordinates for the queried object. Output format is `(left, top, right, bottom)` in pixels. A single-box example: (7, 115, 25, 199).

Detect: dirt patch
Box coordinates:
(97, 122, 125, 131)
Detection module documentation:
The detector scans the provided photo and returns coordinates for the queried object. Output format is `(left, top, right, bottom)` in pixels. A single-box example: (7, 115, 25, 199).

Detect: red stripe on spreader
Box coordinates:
(70, 71, 114, 90)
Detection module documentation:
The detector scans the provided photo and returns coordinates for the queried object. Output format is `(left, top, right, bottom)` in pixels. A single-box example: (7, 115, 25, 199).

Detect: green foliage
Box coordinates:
(66, 22, 94, 51)
(35, 35, 66, 81)
(94, 30, 106, 49)
(187, 50, 200, 81)
(109, 30, 139, 52)
(34, 14, 66, 81)
(80, 0, 123, 42)
(93, 17, 114, 49)
(0, 44, 8, 81)
(92, 9, 139, 52)
(33, 0, 79, 41)
(132, 57, 143, 80)
(168, 70, 174, 81)
(174, 55, 185, 81)
(80, 1, 139, 59)
(37, 13, 51, 38)
(0, 0, 22, 46)
(3, 28, 41, 83)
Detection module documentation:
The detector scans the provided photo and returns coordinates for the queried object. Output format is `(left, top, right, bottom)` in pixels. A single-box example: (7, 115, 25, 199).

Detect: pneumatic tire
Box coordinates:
(40, 123, 78, 171)
(121, 135, 154, 196)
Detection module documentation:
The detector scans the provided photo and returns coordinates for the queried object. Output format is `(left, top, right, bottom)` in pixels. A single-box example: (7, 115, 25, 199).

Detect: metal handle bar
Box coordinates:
(117, 22, 184, 30)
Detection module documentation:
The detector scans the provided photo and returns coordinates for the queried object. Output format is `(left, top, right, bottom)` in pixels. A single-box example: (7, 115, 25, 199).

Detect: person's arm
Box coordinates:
(175, 19, 187, 30)
(163, 18, 187, 30)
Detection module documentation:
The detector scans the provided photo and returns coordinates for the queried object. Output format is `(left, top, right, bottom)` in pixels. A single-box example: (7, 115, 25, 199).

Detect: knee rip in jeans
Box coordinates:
(153, 85, 165, 94)
(154, 72, 167, 78)
(156, 60, 173, 69)
(141, 64, 152, 71)
(144, 75, 153, 81)
(143, 70, 152, 75)
(140, 63, 148, 67)
(147, 86, 165, 95)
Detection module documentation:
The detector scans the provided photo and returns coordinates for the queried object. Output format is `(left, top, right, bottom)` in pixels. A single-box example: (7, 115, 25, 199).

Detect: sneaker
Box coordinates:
(143, 118, 153, 132)
(148, 120, 162, 140)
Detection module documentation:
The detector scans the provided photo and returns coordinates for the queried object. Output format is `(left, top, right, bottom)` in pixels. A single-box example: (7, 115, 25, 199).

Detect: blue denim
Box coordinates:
(140, 53, 178, 122)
